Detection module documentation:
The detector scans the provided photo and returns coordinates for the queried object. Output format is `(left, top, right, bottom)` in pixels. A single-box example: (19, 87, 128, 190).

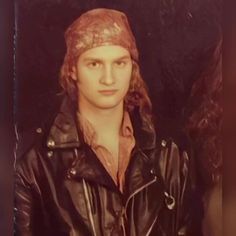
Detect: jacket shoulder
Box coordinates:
(15, 127, 47, 177)
(16, 125, 50, 159)
(156, 138, 190, 183)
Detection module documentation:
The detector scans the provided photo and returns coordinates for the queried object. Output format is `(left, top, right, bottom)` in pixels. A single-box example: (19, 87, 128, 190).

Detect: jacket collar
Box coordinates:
(46, 96, 161, 197)
(46, 96, 81, 149)
(130, 107, 156, 151)
(46, 96, 156, 151)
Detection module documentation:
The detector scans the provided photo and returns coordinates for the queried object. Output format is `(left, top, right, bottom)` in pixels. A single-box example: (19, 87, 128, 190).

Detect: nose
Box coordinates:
(100, 64, 115, 85)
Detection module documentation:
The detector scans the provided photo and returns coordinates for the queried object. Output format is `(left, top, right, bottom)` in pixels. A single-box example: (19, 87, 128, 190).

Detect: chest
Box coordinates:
(38, 147, 167, 235)
(40, 174, 163, 236)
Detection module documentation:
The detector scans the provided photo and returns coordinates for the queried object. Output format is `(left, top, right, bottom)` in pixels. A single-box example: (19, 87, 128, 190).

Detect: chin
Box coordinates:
(96, 103, 120, 110)
(95, 100, 123, 110)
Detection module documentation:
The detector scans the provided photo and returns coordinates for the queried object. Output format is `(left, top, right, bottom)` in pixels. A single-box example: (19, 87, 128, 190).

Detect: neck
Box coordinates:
(78, 101, 124, 135)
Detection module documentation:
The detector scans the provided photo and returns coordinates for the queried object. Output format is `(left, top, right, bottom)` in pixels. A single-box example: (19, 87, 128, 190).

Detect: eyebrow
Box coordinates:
(114, 55, 131, 61)
(82, 55, 131, 62)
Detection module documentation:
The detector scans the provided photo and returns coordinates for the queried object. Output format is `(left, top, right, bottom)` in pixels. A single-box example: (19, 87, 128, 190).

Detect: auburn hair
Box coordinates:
(186, 39, 222, 186)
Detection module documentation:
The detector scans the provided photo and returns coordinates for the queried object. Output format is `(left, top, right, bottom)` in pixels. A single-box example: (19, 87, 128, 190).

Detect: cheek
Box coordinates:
(124, 71, 132, 89)
(76, 74, 95, 94)
(116, 67, 132, 86)
(77, 80, 97, 94)
(77, 69, 99, 87)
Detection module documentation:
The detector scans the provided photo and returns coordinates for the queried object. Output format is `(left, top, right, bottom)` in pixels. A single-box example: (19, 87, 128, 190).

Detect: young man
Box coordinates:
(15, 8, 196, 236)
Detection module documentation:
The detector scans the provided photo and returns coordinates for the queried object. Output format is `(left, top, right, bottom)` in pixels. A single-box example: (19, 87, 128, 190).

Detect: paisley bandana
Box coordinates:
(64, 8, 139, 61)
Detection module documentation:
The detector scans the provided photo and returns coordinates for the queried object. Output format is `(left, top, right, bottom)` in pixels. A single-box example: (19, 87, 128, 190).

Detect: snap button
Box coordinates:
(115, 210, 120, 216)
(47, 139, 55, 148)
(161, 140, 167, 147)
(67, 168, 77, 179)
(47, 151, 53, 158)
(150, 168, 155, 175)
(36, 128, 42, 133)
(69, 168, 77, 176)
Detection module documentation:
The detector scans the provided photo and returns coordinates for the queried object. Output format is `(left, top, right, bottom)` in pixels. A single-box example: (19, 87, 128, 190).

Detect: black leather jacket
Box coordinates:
(14, 97, 198, 236)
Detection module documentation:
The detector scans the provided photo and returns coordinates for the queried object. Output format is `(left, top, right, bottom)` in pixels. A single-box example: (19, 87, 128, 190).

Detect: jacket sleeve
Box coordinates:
(14, 148, 42, 236)
(158, 140, 201, 236)
(14, 169, 34, 236)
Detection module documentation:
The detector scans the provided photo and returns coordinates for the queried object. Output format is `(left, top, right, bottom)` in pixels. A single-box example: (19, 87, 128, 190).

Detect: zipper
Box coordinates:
(120, 210, 126, 236)
(82, 179, 97, 236)
(146, 215, 158, 236)
(124, 176, 157, 218)
(121, 176, 157, 235)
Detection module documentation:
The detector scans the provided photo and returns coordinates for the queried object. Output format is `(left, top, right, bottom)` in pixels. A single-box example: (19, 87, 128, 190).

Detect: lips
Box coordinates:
(98, 89, 118, 95)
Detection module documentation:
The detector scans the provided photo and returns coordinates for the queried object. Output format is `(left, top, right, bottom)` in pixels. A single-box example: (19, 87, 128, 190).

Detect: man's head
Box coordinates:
(60, 8, 152, 116)
(71, 44, 133, 111)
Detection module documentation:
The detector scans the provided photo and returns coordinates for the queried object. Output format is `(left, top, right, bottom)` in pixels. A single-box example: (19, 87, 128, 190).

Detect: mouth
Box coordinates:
(98, 89, 118, 95)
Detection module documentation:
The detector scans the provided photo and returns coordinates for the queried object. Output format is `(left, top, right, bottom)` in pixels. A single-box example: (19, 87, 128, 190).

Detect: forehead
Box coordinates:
(79, 45, 131, 61)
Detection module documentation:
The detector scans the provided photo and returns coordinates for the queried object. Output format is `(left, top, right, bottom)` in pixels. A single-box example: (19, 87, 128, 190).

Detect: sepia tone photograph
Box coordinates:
(13, 0, 221, 235)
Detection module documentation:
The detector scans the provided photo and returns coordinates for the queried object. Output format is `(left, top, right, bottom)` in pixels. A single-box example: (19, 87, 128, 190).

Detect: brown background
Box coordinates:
(15, 0, 220, 139)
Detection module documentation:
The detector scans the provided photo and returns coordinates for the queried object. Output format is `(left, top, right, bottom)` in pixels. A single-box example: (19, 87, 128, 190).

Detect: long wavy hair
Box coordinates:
(59, 54, 154, 130)
(186, 40, 222, 187)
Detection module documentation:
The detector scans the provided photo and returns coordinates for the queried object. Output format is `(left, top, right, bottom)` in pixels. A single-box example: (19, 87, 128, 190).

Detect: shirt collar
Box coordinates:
(121, 111, 134, 137)
(77, 111, 134, 149)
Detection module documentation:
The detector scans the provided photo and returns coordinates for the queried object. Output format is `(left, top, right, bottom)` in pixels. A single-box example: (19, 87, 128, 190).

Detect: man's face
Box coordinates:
(72, 45, 132, 111)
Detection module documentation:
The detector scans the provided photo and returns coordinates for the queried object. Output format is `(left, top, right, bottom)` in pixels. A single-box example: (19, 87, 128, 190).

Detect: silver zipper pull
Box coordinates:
(164, 191, 175, 210)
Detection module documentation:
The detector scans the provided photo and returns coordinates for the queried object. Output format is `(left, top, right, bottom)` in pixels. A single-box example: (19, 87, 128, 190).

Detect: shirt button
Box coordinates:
(115, 210, 120, 216)
(47, 139, 55, 148)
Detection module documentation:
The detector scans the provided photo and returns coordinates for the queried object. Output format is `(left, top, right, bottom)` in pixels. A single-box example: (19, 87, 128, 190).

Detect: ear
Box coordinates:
(71, 66, 77, 81)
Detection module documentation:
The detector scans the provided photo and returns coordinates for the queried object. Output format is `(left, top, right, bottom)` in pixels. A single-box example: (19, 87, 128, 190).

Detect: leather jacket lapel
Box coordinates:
(129, 107, 156, 151)
(65, 145, 119, 192)
(124, 146, 164, 201)
(46, 97, 163, 197)
(47, 96, 81, 149)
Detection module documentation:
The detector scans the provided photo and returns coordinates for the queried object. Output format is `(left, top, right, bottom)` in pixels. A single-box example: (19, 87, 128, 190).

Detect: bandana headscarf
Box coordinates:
(64, 8, 139, 61)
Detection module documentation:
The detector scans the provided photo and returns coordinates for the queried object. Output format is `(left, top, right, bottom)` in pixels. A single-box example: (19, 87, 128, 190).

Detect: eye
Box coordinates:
(87, 61, 101, 68)
(114, 60, 126, 68)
